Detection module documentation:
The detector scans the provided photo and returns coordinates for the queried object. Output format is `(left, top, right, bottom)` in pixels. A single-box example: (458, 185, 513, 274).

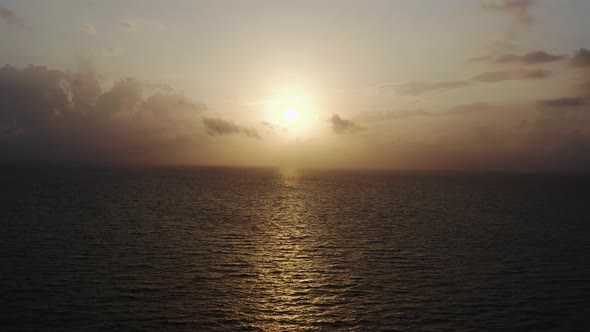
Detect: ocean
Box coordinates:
(1, 167, 589, 331)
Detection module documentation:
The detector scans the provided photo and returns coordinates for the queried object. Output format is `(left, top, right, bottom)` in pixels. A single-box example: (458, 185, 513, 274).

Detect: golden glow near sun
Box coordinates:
(282, 107, 301, 124)
(263, 84, 317, 134)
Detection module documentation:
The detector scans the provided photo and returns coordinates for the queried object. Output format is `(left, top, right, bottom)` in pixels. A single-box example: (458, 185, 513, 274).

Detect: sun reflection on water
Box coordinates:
(235, 168, 355, 330)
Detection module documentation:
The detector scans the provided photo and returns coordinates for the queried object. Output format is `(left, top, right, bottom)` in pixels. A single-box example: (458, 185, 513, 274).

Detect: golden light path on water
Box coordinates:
(233, 168, 364, 330)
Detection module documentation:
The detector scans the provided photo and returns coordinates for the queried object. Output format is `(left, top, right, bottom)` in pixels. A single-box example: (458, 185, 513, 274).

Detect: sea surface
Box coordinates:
(1, 166, 589, 331)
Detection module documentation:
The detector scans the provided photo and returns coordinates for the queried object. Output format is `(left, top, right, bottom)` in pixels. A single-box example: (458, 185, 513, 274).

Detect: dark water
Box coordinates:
(1, 167, 589, 331)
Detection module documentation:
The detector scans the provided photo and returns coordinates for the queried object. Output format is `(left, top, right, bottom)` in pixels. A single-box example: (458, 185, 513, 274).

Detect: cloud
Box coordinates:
(472, 69, 550, 83)
(569, 48, 590, 68)
(82, 23, 97, 35)
(95, 78, 143, 115)
(202, 117, 240, 136)
(101, 47, 125, 57)
(368, 110, 432, 120)
(521, 68, 551, 79)
(467, 55, 494, 63)
(562, 49, 590, 97)
(1, 62, 589, 172)
(493, 51, 565, 64)
(381, 68, 549, 97)
(261, 121, 287, 135)
(359, 102, 490, 122)
(71, 59, 102, 110)
(357, 110, 426, 121)
(482, 0, 535, 24)
(370, 102, 590, 173)
(538, 97, 588, 108)
(0, 63, 207, 164)
(144, 82, 174, 94)
(445, 102, 490, 115)
(580, 77, 590, 98)
(481, 0, 537, 52)
(203, 117, 260, 139)
(242, 128, 260, 139)
(384, 81, 471, 96)
(329, 114, 365, 134)
(118, 20, 138, 33)
(0, 4, 32, 34)
(472, 71, 518, 83)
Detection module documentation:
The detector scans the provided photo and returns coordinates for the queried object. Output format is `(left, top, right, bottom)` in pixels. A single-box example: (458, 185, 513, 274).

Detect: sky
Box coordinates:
(1, 0, 590, 172)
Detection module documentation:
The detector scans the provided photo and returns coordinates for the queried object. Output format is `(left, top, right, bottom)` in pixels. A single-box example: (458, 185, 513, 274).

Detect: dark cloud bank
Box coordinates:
(0, 63, 236, 165)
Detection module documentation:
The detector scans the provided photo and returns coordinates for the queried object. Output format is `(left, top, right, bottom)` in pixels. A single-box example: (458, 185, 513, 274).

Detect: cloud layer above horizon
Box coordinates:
(1, 0, 590, 172)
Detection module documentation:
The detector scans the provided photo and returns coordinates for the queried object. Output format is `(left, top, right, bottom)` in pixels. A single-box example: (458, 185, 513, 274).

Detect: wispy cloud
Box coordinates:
(467, 50, 564, 66)
(0, 4, 32, 34)
(471, 69, 550, 83)
(538, 97, 588, 108)
(380, 68, 549, 96)
(329, 114, 365, 134)
(101, 47, 125, 58)
(569, 48, 590, 68)
(382, 81, 471, 96)
(467, 55, 494, 63)
(118, 20, 138, 33)
(359, 103, 490, 122)
(144, 82, 174, 93)
(481, 0, 537, 52)
(82, 23, 97, 36)
(562, 49, 590, 97)
(445, 102, 491, 115)
(261, 121, 287, 135)
(482, 0, 536, 24)
(493, 51, 565, 65)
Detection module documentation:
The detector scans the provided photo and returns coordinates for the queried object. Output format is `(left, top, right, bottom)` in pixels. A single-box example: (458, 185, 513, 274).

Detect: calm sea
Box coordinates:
(1, 167, 589, 331)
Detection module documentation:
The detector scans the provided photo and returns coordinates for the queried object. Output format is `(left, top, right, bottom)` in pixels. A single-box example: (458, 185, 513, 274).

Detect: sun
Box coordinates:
(267, 86, 312, 129)
(282, 107, 301, 124)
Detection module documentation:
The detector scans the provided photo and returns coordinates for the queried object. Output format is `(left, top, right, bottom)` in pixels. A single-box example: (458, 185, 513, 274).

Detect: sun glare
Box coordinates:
(267, 85, 313, 130)
(282, 107, 301, 124)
